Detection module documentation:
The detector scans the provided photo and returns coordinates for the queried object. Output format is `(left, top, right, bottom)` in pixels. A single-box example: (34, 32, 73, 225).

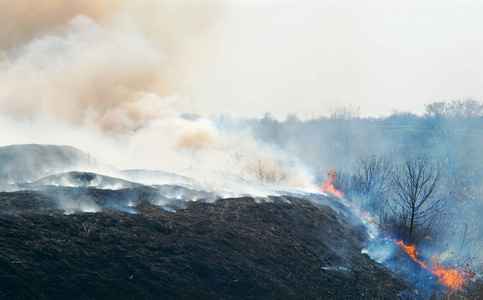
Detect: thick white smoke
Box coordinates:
(0, 0, 317, 193)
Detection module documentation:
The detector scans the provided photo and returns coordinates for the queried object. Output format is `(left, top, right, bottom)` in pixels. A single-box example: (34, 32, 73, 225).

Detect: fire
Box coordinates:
(319, 169, 344, 198)
(320, 168, 472, 294)
(362, 210, 376, 224)
(360, 207, 471, 293)
(430, 257, 471, 294)
(393, 239, 428, 270)
(392, 238, 471, 294)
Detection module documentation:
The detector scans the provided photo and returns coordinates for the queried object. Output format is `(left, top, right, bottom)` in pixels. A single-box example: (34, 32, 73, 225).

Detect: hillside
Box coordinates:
(0, 190, 409, 299)
(30, 171, 142, 190)
(0, 144, 480, 299)
(0, 144, 117, 186)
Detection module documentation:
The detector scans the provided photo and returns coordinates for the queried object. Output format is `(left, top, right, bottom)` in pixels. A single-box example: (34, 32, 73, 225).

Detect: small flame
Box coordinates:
(319, 169, 344, 198)
(392, 239, 471, 294)
(362, 210, 376, 224)
(430, 257, 471, 294)
(393, 239, 428, 270)
(361, 209, 471, 294)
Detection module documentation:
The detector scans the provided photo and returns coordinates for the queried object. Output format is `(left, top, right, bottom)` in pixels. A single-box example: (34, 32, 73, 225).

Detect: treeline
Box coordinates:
(215, 99, 483, 271)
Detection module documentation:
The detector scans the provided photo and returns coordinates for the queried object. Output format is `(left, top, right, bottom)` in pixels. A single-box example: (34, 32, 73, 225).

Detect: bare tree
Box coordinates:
(424, 99, 483, 119)
(388, 155, 446, 244)
(250, 156, 287, 186)
(354, 154, 393, 197)
(353, 154, 394, 217)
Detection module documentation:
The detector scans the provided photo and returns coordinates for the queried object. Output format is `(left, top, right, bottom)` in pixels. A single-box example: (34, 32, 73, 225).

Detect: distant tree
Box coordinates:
(327, 103, 358, 121)
(253, 113, 282, 145)
(388, 155, 446, 244)
(284, 113, 300, 123)
(384, 111, 420, 127)
(425, 99, 483, 119)
(262, 112, 276, 123)
(423, 99, 483, 170)
(423, 99, 482, 226)
(326, 104, 358, 166)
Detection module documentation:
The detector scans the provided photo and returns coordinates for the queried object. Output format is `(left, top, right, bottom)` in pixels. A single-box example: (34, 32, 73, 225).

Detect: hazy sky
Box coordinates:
(187, 0, 483, 119)
(1, 0, 482, 121)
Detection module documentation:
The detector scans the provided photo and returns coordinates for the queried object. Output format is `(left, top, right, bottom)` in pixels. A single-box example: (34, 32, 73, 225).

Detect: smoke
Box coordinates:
(0, 0, 117, 49)
(0, 0, 223, 127)
(1, 15, 160, 128)
(0, 0, 316, 194)
(175, 119, 217, 149)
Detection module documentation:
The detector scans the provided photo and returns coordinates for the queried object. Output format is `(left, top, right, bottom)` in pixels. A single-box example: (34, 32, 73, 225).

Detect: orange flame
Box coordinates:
(321, 169, 472, 293)
(362, 210, 376, 224)
(392, 239, 471, 294)
(361, 209, 471, 294)
(393, 239, 428, 270)
(319, 169, 344, 198)
(365, 216, 375, 223)
(430, 257, 471, 294)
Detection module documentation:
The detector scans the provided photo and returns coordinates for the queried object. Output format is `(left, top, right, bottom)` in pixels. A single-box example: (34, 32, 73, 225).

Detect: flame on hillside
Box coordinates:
(319, 169, 344, 198)
(361, 202, 472, 293)
(393, 239, 471, 294)
(393, 239, 428, 270)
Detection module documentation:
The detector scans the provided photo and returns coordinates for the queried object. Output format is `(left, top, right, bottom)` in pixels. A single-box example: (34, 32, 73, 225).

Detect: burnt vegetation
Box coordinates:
(0, 190, 409, 299)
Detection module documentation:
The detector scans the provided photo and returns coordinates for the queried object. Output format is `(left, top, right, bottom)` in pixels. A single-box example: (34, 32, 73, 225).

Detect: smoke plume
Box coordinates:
(0, 0, 315, 192)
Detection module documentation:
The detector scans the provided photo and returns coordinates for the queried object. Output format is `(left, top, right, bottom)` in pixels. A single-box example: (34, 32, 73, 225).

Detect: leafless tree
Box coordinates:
(424, 99, 483, 119)
(353, 154, 394, 217)
(250, 156, 287, 186)
(354, 154, 393, 197)
(388, 155, 446, 244)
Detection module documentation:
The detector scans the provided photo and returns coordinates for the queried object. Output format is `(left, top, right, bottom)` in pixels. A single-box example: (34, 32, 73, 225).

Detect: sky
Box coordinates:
(1, 0, 482, 120)
(187, 0, 483, 119)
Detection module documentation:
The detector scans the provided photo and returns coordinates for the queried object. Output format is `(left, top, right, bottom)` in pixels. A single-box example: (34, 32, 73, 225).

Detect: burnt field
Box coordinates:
(0, 188, 410, 299)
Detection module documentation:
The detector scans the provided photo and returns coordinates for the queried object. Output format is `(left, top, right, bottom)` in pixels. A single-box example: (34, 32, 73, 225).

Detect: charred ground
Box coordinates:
(0, 187, 411, 299)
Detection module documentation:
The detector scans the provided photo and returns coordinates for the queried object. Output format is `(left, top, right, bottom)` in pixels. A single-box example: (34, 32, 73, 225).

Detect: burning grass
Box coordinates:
(393, 239, 472, 294)
(321, 170, 475, 296)
(362, 206, 474, 295)
(319, 169, 344, 198)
